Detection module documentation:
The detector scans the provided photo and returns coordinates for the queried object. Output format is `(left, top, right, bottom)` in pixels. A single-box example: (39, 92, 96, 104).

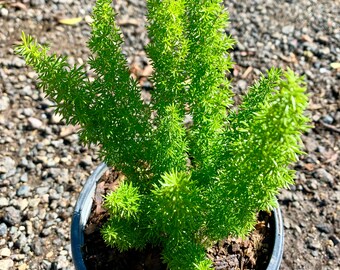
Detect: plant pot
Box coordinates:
(71, 163, 284, 270)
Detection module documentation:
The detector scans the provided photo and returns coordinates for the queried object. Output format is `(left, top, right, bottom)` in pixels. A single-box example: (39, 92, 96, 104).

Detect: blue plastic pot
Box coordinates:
(71, 163, 284, 270)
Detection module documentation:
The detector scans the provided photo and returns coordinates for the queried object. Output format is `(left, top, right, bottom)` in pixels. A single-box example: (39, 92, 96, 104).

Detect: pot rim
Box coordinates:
(71, 163, 284, 270)
(71, 162, 108, 270)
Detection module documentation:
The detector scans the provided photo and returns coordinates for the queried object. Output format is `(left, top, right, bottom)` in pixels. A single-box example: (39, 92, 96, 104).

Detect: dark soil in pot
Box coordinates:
(82, 169, 276, 270)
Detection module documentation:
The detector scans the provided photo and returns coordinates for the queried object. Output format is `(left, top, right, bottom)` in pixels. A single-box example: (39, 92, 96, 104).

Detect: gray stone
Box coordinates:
(319, 67, 330, 74)
(36, 186, 49, 195)
(50, 113, 63, 124)
(22, 245, 31, 254)
(17, 199, 28, 211)
(0, 8, 9, 17)
(282, 25, 295, 34)
(23, 108, 34, 117)
(9, 225, 18, 235)
(11, 57, 26, 68)
(311, 250, 319, 257)
(50, 140, 63, 148)
(330, 235, 340, 246)
(17, 185, 30, 197)
(0, 248, 11, 257)
(322, 115, 334, 125)
(303, 136, 318, 152)
(0, 259, 14, 270)
(44, 220, 55, 228)
(0, 157, 15, 174)
(30, 0, 46, 6)
(307, 240, 322, 250)
(0, 223, 8, 236)
(21, 86, 33, 96)
(52, 238, 62, 246)
(25, 221, 33, 235)
(41, 260, 52, 269)
(237, 79, 247, 91)
(28, 198, 40, 208)
(329, 191, 340, 202)
(49, 168, 62, 179)
(32, 240, 43, 256)
(315, 168, 334, 185)
(57, 255, 70, 269)
(11, 254, 25, 261)
(49, 189, 60, 200)
(316, 223, 332, 234)
(19, 158, 28, 168)
(326, 246, 336, 260)
(14, 234, 27, 249)
(28, 117, 43, 129)
(307, 179, 319, 190)
(41, 227, 51, 237)
(278, 190, 294, 202)
(0, 198, 9, 208)
(79, 155, 93, 167)
(20, 173, 28, 182)
(4, 206, 21, 226)
(0, 96, 10, 111)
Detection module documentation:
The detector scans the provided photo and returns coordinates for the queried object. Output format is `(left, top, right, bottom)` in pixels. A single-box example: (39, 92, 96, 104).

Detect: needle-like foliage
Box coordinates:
(16, 0, 310, 269)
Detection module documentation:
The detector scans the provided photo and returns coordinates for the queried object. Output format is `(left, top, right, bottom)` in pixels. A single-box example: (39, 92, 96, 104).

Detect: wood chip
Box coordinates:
(320, 121, 340, 133)
(241, 66, 253, 79)
(117, 18, 140, 26)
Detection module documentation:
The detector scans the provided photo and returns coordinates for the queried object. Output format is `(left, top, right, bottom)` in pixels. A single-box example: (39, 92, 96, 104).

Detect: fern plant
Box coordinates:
(16, 0, 310, 269)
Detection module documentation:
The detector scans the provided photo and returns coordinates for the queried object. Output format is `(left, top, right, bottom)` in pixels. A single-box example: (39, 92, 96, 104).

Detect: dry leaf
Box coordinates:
(304, 163, 315, 171)
(330, 62, 340, 69)
(58, 17, 83, 25)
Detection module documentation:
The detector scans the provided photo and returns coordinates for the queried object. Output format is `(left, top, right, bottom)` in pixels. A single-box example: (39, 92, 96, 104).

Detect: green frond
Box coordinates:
(101, 217, 147, 251)
(104, 181, 141, 219)
(150, 170, 202, 242)
(15, 33, 91, 127)
(146, 0, 189, 116)
(184, 0, 235, 183)
(86, 0, 151, 174)
(162, 238, 211, 270)
(150, 104, 188, 178)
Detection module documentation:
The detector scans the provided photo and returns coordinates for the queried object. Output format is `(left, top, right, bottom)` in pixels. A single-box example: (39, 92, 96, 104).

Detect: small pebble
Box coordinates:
(3, 206, 21, 226)
(0, 223, 7, 236)
(0, 259, 14, 270)
(0, 96, 10, 111)
(0, 8, 9, 17)
(315, 168, 334, 185)
(307, 240, 322, 250)
(32, 240, 43, 256)
(17, 185, 30, 197)
(79, 155, 93, 167)
(282, 25, 295, 34)
(20, 173, 28, 182)
(330, 235, 340, 246)
(0, 157, 15, 174)
(0, 248, 11, 257)
(316, 223, 332, 234)
(28, 117, 43, 129)
(0, 198, 9, 208)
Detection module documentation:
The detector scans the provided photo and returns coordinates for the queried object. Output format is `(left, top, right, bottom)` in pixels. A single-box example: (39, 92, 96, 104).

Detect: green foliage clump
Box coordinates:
(16, 0, 310, 269)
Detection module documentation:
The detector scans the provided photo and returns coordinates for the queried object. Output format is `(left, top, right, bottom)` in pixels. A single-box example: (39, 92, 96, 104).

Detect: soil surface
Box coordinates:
(0, 0, 339, 269)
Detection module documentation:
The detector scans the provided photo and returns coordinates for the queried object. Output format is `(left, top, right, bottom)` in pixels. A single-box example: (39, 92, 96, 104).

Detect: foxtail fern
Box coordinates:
(16, 0, 309, 269)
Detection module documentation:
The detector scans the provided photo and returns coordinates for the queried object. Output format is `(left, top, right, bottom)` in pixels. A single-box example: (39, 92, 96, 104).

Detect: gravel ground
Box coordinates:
(0, 0, 339, 269)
